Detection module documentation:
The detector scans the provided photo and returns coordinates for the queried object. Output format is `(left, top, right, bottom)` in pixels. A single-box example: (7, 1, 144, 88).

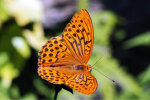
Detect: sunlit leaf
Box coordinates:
(0, 0, 9, 27)
(11, 37, 31, 58)
(0, 63, 19, 88)
(0, 52, 9, 67)
(23, 23, 47, 50)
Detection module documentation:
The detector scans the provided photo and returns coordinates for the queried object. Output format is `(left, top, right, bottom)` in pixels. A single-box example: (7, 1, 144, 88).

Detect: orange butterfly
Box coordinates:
(38, 9, 97, 95)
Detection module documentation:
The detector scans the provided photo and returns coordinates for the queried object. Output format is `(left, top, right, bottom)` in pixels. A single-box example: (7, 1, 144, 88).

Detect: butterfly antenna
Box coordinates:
(93, 68, 115, 83)
(92, 48, 115, 83)
(92, 48, 109, 67)
(92, 55, 104, 67)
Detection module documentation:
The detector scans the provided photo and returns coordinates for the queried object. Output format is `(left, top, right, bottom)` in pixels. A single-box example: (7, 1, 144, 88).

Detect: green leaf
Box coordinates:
(11, 37, 31, 59)
(124, 31, 150, 49)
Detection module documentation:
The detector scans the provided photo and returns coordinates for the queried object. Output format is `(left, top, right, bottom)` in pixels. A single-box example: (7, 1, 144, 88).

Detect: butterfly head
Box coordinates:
(82, 64, 92, 72)
(88, 65, 92, 72)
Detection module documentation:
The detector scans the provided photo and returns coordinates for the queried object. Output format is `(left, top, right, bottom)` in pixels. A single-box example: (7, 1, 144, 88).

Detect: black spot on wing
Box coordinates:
(45, 48, 48, 52)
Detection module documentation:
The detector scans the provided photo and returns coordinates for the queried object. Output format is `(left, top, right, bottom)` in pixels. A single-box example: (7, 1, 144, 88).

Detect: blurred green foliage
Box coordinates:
(123, 31, 150, 49)
(0, 0, 150, 100)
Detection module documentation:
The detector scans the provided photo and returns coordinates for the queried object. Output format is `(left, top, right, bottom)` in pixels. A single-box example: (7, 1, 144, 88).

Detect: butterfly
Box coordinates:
(38, 9, 97, 95)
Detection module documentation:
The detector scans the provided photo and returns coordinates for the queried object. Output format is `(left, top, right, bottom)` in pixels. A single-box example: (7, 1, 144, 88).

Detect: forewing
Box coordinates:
(38, 36, 80, 67)
(38, 36, 80, 84)
(62, 9, 94, 64)
(65, 72, 97, 95)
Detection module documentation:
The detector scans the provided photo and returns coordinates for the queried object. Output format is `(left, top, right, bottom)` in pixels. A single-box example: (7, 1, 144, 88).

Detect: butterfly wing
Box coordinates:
(62, 9, 94, 63)
(38, 36, 80, 66)
(38, 36, 80, 84)
(65, 72, 97, 95)
(38, 66, 77, 84)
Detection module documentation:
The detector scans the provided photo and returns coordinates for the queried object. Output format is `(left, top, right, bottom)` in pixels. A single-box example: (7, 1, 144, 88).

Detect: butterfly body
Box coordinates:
(72, 64, 92, 72)
(38, 9, 97, 95)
